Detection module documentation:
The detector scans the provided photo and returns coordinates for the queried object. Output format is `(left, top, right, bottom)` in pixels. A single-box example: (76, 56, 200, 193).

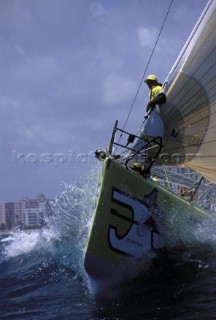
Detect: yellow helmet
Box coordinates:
(144, 74, 158, 83)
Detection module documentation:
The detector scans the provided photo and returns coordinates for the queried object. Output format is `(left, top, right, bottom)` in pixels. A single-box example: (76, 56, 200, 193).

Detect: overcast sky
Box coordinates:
(0, 0, 208, 201)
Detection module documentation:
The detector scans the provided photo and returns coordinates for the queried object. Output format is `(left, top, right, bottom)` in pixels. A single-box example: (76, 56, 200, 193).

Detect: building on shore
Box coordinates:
(0, 194, 54, 229)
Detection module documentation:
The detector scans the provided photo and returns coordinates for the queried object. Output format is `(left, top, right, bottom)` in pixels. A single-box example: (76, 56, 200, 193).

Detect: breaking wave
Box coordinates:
(1, 160, 100, 282)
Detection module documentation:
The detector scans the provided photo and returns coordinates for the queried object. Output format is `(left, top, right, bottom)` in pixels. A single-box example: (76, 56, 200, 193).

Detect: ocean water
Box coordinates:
(1, 165, 216, 319)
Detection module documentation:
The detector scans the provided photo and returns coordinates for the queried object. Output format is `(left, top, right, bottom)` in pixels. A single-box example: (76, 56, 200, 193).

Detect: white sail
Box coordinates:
(160, 0, 216, 184)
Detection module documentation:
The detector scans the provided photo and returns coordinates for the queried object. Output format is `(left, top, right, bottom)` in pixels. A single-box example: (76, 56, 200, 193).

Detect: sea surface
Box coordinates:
(1, 166, 216, 320)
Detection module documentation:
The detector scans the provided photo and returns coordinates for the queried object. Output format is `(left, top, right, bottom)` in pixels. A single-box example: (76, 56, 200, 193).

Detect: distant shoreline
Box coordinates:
(0, 229, 39, 235)
(0, 231, 12, 235)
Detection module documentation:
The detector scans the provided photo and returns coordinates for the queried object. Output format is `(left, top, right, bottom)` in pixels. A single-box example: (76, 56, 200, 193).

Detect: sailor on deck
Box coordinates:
(131, 74, 166, 172)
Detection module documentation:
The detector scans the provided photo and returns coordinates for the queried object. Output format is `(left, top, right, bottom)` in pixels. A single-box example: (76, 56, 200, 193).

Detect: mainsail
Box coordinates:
(159, 0, 216, 184)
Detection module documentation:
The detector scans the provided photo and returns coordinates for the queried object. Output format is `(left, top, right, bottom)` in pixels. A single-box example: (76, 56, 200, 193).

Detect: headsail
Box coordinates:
(159, 0, 216, 184)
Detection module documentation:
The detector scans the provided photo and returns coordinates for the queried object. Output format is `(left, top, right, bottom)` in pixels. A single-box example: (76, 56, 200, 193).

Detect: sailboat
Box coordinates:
(84, 0, 216, 282)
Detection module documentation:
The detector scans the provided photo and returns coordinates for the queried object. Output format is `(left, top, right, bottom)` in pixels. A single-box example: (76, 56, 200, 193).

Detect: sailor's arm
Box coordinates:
(146, 90, 166, 112)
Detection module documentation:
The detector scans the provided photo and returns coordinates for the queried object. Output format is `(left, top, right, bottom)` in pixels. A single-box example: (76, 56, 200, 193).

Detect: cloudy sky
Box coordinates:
(0, 0, 208, 201)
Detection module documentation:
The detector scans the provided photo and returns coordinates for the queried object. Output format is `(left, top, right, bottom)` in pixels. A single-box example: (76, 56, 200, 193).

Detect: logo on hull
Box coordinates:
(108, 188, 164, 257)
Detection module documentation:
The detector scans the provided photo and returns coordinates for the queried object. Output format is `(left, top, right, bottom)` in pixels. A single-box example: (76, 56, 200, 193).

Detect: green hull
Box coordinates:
(84, 158, 209, 280)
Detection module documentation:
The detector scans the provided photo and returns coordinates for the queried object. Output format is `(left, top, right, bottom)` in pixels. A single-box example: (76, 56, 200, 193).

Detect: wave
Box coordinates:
(0, 161, 100, 283)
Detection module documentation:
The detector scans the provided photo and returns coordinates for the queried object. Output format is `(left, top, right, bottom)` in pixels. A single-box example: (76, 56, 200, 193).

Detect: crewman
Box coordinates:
(145, 74, 166, 113)
(131, 74, 166, 173)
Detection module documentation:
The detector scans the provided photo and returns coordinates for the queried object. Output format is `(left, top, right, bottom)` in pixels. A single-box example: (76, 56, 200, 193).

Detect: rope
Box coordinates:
(118, 0, 174, 143)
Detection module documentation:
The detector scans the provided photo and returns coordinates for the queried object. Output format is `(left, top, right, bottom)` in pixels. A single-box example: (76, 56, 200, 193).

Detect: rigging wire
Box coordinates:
(118, 0, 174, 141)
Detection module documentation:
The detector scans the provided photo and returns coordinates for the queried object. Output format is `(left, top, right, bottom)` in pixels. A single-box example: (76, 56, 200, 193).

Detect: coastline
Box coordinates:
(0, 229, 39, 235)
(0, 231, 12, 235)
